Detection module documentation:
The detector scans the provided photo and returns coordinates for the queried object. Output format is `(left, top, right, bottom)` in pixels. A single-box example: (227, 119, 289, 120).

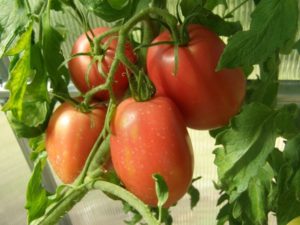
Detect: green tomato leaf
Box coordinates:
(216, 165, 275, 225)
(180, 0, 204, 15)
(5, 43, 52, 138)
(78, 0, 135, 22)
(122, 201, 144, 225)
(0, 0, 28, 57)
(160, 208, 173, 225)
(2, 24, 33, 119)
(187, 176, 201, 209)
(283, 134, 300, 171)
(42, 13, 69, 96)
(294, 39, 300, 54)
(181, 4, 241, 36)
(242, 166, 274, 224)
(29, 135, 46, 162)
(218, 0, 299, 69)
(153, 174, 169, 208)
(275, 104, 300, 140)
(246, 54, 280, 107)
(107, 0, 129, 10)
(6, 101, 48, 138)
(277, 165, 300, 225)
(214, 103, 277, 201)
(204, 0, 227, 10)
(25, 151, 49, 223)
(187, 184, 200, 210)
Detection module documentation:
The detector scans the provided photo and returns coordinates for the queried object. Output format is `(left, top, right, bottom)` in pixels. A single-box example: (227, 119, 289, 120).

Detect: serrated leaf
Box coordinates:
(246, 54, 279, 107)
(214, 103, 277, 201)
(0, 0, 28, 57)
(79, 0, 135, 22)
(2, 24, 33, 119)
(218, 0, 299, 69)
(42, 13, 69, 95)
(25, 152, 49, 223)
(6, 101, 47, 138)
(28, 135, 46, 161)
(5, 42, 51, 137)
(277, 166, 300, 225)
(245, 173, 269, 224)
(181, 3, 241, 36)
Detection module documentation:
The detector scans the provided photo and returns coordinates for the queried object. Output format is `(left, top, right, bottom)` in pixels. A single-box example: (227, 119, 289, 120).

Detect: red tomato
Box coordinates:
(68, 27, 136, 100)
(110, 97, 194, 207)
(147, 24, 246, 130)
(45, 101, 106, 183)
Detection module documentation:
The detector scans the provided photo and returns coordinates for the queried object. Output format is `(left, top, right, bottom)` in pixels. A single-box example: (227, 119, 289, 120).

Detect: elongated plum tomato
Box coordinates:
(147, 24, 246, 130)
(68, 27, 136, 100)
(110, 97, 194, 207)
(45, 101, 106, 183)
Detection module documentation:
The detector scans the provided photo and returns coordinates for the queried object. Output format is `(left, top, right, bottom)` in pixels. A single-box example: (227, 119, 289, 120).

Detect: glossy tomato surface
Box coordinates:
(46, 101, 106, 183)
(110, 97, 194, 207)
(147, 24, 246, 130)
(68, 27, 136, 100)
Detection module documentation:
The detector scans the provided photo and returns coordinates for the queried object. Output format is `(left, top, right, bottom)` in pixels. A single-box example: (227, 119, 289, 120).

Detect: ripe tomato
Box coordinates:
(45, 101, 106, 183)
(110, 97, 194, 207)
(147, 24, 246, 130)
(68, 27, 136, 100)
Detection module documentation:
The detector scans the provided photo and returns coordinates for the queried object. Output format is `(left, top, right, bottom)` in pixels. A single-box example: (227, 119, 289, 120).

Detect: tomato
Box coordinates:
(110, 97, 194, 207)
(45, 101, 106, 183)
(147, 24, 246, 130)
(68, 27, 136, 100)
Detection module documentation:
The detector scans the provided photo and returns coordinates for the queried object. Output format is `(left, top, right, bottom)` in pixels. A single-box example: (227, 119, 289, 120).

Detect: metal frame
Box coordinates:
(0, 80, 72, 224)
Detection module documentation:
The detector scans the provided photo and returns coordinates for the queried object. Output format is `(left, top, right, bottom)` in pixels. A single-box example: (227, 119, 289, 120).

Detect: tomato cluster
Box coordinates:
(45, 25, 246, 207)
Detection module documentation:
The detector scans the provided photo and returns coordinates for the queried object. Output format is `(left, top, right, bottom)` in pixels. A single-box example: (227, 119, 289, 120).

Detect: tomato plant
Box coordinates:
(0, 0, 300, 225)
(68, 27, 136, 100)
(45, 101, 106, 183)
(147, 24, 246, 130)
(110, 97, 194, 207)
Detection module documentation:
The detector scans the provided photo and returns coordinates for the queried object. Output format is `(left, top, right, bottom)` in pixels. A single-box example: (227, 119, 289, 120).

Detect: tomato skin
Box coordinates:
(147, 24, 246, 130)
(110, 97, 194, 207)
(68, 27, 136, 100)
(45, 102, 106, 183)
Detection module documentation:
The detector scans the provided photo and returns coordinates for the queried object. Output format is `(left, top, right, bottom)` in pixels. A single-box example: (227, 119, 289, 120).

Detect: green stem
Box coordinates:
(34, 186, 88, 225)
(24, 0, 32, 13)
(223, 0, 249, 18)
(83, 56, 119, 104)
(89, 181, 160, 225)
(121, 7, 179, 43)
(93, 26, 121, 55)
(73, 129, 107, 185)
